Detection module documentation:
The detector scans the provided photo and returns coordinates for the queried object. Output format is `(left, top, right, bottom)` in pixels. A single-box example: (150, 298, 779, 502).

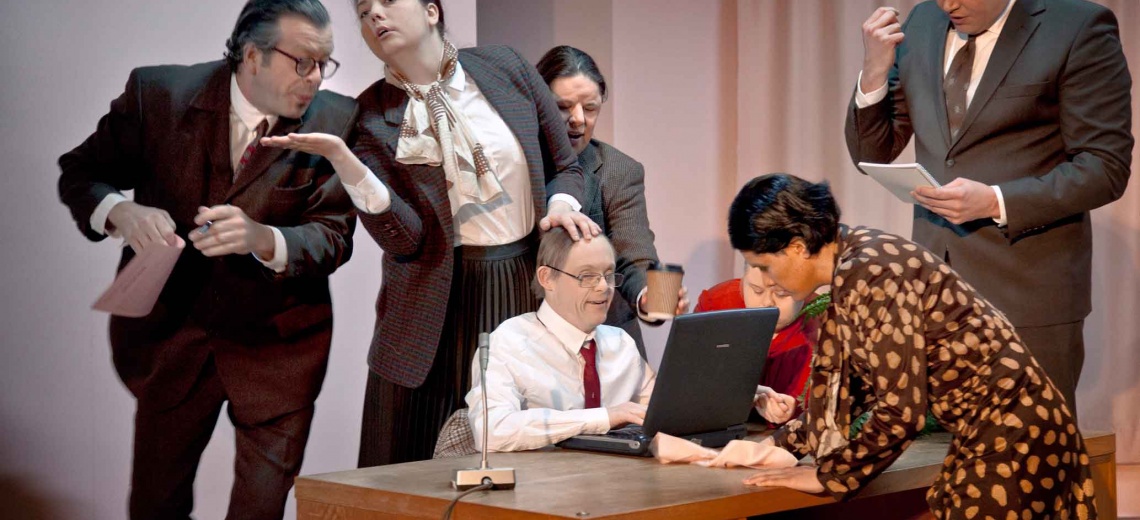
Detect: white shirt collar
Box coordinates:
(536, 300, 596, 358)
(953, 0, 1016, 40)
(229, 74, 278, 133)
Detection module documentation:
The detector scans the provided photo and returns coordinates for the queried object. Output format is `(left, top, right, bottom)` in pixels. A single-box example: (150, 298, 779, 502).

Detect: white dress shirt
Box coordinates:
(466, 301, 655, 452)
(855, 0, 1016, 226)
(342, 61, 581, 246)
(90, 75, 288, 272)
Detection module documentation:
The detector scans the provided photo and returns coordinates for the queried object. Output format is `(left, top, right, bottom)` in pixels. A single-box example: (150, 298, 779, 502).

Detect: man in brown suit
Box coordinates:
(57, 1, 356, 518)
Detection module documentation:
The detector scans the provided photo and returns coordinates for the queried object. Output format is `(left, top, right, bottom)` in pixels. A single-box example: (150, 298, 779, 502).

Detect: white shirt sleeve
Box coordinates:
(253, 227, 288, 273)
(548, 193, 582, 212)
(467, 346, 610, 453)
(991, 185, 1008, 227)
(854, 70, 889, 109)
(91, 193, 129, 237)
(341, 170, 392, 215)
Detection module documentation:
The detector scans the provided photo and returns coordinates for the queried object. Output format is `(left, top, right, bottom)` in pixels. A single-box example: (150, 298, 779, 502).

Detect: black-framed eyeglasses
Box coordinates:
(544, 265, 624, 288)
(272, 47, 340, 79)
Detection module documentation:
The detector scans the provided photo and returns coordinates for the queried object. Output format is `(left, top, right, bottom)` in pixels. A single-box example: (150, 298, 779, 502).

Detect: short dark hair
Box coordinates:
(224, 0, 331, 72)
(728, 173, 841, 255)
(532, 228, 614, 299)
(535, 45, 608, 102)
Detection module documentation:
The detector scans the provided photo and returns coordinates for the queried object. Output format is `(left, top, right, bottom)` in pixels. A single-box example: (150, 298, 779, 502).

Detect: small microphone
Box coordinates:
(452, 332, 516, 491)
(479, 332, 490, 373)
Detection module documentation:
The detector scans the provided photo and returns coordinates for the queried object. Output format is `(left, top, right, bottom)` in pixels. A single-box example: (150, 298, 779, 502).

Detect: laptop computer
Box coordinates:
(557, 307, 779, 456)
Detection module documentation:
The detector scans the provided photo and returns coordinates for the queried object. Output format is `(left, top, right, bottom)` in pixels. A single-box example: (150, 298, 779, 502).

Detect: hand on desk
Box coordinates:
(743, 465, 825, 493)
(606, 401, 647, 429)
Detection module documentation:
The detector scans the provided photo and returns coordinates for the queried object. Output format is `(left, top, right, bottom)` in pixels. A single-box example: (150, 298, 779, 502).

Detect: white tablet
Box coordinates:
(857, 162, 941, 203)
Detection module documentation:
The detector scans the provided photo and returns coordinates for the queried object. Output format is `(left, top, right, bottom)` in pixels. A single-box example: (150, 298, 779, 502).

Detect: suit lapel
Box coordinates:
(953, 0, 1042, 149)
(224, 116, 301, 202)
(380, 80, 409, 157)
(927, 13, 953, 149)
(183, 65, 233, 207)
(578, 141, 602, 175)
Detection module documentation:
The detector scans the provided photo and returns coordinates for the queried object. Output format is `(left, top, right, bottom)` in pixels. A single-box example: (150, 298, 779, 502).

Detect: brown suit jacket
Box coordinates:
(579, 139, 661, 358)
(59, 61, 358, 423)
(354, 45, 585, 388)
(845, 0, 1132, 327)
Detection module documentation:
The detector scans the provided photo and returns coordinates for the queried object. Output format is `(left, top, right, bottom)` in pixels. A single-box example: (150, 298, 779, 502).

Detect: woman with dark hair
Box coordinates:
(535, 45, 685, 356)
(730, 174, 1096, 518)
(264, 0, 598, 466)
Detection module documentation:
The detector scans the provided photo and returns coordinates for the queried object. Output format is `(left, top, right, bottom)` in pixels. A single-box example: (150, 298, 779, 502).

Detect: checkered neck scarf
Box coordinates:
(386, 40, 503, 211)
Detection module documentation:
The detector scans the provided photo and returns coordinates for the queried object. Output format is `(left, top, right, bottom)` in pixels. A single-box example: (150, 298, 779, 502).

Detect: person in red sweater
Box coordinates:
(695, 263, 825, 424)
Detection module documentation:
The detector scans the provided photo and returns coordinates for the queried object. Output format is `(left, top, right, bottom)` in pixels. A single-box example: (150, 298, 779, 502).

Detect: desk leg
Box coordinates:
(1090, 452, 1117, 520)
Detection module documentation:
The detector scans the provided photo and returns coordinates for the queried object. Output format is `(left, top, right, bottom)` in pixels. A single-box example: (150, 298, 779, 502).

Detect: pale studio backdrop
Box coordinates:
(1, 1, 1136, 518)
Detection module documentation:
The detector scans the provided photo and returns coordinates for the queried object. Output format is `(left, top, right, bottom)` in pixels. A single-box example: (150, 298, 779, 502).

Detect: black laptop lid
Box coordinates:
(642, 307, 779, 438)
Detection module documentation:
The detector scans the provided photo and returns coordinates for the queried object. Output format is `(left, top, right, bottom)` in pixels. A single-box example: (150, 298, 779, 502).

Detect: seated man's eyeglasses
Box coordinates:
(272, 47, 340, 79)
(545, 265, 624, 288)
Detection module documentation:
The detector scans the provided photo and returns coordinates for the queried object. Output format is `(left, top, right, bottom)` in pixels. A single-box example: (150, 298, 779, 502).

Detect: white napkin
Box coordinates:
(650, 433, 798, 469)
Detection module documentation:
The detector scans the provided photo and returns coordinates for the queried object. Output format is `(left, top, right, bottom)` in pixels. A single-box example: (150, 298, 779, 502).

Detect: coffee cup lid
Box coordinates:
(650, 262, 684, 273)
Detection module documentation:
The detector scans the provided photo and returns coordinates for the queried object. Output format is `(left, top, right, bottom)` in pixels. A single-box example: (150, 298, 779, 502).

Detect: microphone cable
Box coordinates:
(441, 479, 493, 520)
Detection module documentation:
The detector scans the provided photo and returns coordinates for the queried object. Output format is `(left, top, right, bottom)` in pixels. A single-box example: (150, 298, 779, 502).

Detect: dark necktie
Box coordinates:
(235, 119, 269, 181)
(944, 35, 977, 139)
(580, 339, 601, 409)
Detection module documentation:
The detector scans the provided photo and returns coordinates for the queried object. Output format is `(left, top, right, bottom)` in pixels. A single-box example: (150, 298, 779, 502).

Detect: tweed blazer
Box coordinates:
(579, 139, 660, 356)
(354, 45, 585, 388)
(845, 0, 1132, 327)
(58, 61, 358, 423)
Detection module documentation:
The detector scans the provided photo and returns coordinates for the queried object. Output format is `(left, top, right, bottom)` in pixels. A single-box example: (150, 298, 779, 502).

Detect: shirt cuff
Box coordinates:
(254, 226, 288, 273)
(92, 193, 129, 236)
(342, 171, 392, 214)
(854, 71, 888, 109)
(549, 193, 582, 212)
(991, 185, 1008, 227)
(583, 407, 613, 434)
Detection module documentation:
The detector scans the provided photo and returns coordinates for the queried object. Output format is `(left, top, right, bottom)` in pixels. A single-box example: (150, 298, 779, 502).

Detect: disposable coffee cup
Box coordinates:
(644, 263, 684, 321)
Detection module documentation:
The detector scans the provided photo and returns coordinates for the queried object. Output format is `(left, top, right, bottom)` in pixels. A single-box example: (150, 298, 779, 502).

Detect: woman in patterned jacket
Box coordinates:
(729, 174, 1096, 519)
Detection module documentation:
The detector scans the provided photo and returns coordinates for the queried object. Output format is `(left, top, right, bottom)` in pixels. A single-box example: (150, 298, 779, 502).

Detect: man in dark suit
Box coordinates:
(579, 140, 661, 357)
(57, 1, 356, 517)
(845, 0, 1132, 412)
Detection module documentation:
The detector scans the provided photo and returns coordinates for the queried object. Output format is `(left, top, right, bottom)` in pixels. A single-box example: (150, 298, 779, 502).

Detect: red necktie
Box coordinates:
(581, 339, 601, 409)
(235, 119, 269, 181)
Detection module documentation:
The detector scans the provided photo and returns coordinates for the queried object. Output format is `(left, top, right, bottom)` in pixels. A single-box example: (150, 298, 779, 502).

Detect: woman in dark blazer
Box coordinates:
(266, 0, 597, 465)
(535, 45, 685, 357)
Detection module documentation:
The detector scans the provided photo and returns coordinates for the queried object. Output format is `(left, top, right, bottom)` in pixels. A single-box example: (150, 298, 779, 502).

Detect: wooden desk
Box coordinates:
(296, 432, 1116, 520)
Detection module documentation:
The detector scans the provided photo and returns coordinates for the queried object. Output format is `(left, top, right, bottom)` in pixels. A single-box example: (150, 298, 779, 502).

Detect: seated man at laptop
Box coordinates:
(466, 228, 656, 452)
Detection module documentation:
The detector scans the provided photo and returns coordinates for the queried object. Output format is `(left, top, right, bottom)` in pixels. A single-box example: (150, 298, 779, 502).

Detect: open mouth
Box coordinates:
(376, 27, 392, 38)
(567, 131, 584, 141)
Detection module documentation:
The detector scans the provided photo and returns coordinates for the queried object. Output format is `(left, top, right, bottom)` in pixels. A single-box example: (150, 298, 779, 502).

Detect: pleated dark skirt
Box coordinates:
(358, 236, 538, 467)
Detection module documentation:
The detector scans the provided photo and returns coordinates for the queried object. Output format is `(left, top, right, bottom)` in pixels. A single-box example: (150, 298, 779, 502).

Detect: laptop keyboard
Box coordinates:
(607, 425, 648, 440)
